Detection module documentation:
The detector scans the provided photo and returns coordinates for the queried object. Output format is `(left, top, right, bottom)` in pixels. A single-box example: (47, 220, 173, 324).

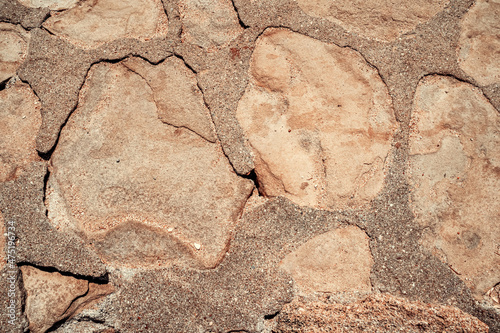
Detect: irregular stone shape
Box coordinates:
(43, 0, 168, 48)
(281, 226, 373, 294)
(48, 61, 253, 269)
(21, 265, 88, 333)
(409, 75, 500, 300)
(236, 28, 397, 209)
(178, 0, 244, 48)
(0, 82, 41, 182)
(123, 57, 217, 142)
(18, 0, 78, 10)
(458, 0, 500, 86)
(274, 294, 489, 332)
(0, 23, 30, 83)
(296, 0, 449, 41)
(0, 0, 50, 29)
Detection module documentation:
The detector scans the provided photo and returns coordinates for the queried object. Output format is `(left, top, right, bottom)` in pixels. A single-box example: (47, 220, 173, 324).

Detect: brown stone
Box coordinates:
(0, 212, 5, 271)
(48, 61, 253, 269)
(178, 0, 244, 48)
(296, 0, 449, 41)
(18, 0, 78, 10)
(274, 294, 489, 332)
(281, 226, 373, 294)
(409, 75, 500, 300)
(122, 57, 217, 142)
(458, 0, 500, 86)
(236, 28, 397, 209)
(43, 0, 168, 48)
(0, 82, 41, 182)
(0, 23, 30, 83)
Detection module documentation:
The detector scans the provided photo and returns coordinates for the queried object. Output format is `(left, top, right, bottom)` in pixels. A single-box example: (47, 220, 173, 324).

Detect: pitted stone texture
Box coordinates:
(48, 61, 253, 269)
(236, 29, 397, 209)
(0, 82, 41, 182)
(458, 0, 500, 86)
(409, 76, 500, 300)
(274, 294, 489, 332)
(21, 266, 113, 333)
(0, 23, 29, 83)
(178, 0, 244, 49)
(43, 0, 168, 48)
(281, 226, 373, 294)
(296, 0, 449, 42)
(0, 212, 5, 271)
(18, 0, 78, 10)
(122, 57, 217, 142)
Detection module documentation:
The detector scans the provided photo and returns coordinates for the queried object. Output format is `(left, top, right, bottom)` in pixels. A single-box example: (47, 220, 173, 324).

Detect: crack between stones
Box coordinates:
(231, 0, 249, 29)
(17, 262, 109, 284)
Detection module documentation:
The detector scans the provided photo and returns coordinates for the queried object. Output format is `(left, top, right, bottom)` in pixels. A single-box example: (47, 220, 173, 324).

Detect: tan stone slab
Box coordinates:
(43, 0, 168, 48)
(458, 0, 500, 86)
(236, 28, 397, 209)
(296, 0, 449, 42)
(18, 0, 78, 10)
(178, 0, 243, 48)
(0, 23, 29, 83)
(122, 57, 217, 142)
(21, 265, 89, 333)
(48, 61, 253, 269)
(0, 82, 41, 182)
(281, 226, 373, 294)
(409, 75, 500, 300)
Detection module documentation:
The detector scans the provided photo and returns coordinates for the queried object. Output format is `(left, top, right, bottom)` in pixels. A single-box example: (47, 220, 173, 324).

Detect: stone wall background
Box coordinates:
(0, 0, 499, 332)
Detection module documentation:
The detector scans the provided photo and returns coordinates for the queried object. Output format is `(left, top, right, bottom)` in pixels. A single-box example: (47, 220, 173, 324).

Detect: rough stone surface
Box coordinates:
(0, 211, 5, 271)
(409, 75, 500, 300)
(48, 61, 253, 269)
(458, 0, 500, 86)
(43, 0, 168, 48)
(0, 82, 41, 182)
(0, 23, 29, 83)
(18, 0, 78, 10)
(274, 294, 489, 332)
(237, 28, 397, 209)
(281, 226, 373, 294)
(178, 0, 244, 48)
(296, 0, 449, 41)
(0, 0, 50, 29)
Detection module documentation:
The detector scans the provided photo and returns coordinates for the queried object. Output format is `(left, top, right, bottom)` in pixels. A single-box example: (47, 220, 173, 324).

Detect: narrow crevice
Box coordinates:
(42, 168, 50, 217)
(173, 52, 198, 74)
(17, 262, 109, 284)
(264, 310, 280, 320)
(240, 169, 262, 196)
(231, 0, 249, 29)
(0, 77, 8, 91)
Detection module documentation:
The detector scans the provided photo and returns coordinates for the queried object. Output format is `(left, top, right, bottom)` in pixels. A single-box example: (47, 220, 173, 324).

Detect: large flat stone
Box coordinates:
(281, 226, 373, 294)
(43, 0, 168, 48)
(18, 0, 78, 10)
(236, 28, 397, 209)
(0, 23, 30, 83)
(458, 0, 500, 86)
(0, 82, 41, 182)
(48, 61, 253, 269)
(409, 75, 500, 300)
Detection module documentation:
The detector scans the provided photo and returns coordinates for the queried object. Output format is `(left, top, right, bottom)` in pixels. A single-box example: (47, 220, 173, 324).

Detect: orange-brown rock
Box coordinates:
(458, 0, 500, 86)
(281, 226, 373, 294)
(48, 61, 253, 269)
(178, 0, 243, 48)
(409, 75, 500, 300)
(0, 82, 41, 182)
(296, 0, 449, 41)
(0, 23, 30, 83)
(42, 0, 168, 48)
(236, 28, 397, 209)
(274, 294, 489, 332)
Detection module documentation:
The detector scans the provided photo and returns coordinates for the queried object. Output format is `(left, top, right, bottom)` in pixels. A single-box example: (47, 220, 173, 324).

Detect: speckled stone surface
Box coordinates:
(0, 0, 499, 332)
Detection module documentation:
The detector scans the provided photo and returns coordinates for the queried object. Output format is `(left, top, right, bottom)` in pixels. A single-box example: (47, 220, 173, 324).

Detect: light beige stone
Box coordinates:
(43, 0, 168, 48)
(0, 82, 41, 182)
(18, 0, 79, 10)
(296, 0, 449, 41)
(178, 0, 243, 48)
(236, 28, 397, 209)
(48, 61, 253, 269)
(123, 57, 217, 142)
(409, 75, 500, 300)
(0, 23, 30, 83)
(458, 0, 500, 86)
(281, 226, 373, 294)
(21, 265, 89, 333)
